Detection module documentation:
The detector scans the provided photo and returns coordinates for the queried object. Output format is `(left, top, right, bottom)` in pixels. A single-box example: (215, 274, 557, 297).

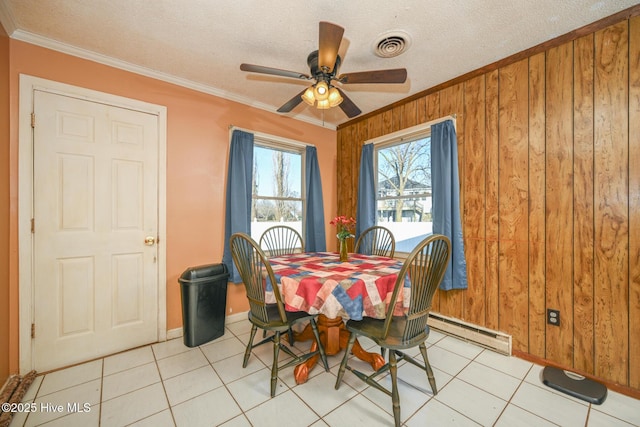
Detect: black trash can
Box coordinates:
(178, 263, 229, 347)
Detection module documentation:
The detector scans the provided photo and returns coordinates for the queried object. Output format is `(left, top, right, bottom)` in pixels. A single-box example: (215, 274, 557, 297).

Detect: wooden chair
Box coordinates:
(354, 225, 396, 258)
(229, 232, 328, 397)
(335, 234, 451, 426)
(259, 225, 304, 257)
(258, 225, 305, 343)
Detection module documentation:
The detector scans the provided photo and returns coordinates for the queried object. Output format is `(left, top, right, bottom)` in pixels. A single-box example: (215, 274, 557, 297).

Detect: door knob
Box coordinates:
(144, 236, 156, 246)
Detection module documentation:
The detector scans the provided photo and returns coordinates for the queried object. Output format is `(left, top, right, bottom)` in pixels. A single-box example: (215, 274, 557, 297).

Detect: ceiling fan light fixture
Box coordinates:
(314, 81, 329, 101)
(327, 87, 343, 107)
(241, 22, 405, 118)
(301, 87, 315, 106)
(316, 99, 331, 109)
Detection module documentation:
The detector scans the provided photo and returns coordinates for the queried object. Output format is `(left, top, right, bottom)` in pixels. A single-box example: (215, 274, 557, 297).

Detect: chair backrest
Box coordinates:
(382, 234, 451, 341)
(230, 233, 288, 325)
(259, 225, 304, 258)
(354, 226, 396, 258)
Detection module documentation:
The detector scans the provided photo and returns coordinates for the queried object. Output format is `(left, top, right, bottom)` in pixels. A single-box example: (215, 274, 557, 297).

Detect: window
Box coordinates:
(251, 140, 304, 241)
(375, 129, 431, 254)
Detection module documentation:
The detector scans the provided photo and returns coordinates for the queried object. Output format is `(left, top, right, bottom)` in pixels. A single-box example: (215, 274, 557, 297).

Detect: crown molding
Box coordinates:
(9, 29, 336, 130)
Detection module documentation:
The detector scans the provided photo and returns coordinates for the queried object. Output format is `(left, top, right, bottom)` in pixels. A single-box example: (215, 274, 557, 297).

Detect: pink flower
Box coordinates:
(330, 215, 356, 240)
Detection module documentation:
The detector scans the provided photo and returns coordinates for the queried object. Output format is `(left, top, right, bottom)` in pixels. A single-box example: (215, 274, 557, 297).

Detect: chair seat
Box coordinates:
(345, 317, 430, 350)
(249, 304, 315, 331)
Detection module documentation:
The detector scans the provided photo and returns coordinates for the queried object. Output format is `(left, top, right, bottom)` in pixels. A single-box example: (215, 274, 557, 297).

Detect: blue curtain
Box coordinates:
(431, 120, 468, 290)
(304, 146, 326, 251)
(222, 130, 254, 283)
(356, 143, 375, 240)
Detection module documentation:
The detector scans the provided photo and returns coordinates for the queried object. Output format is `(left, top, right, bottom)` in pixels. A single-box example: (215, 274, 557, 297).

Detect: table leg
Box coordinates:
(292, 314, 385, 384)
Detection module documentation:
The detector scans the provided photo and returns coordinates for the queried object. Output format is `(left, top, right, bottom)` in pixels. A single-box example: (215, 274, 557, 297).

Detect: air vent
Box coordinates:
(373, 31, 411, 58)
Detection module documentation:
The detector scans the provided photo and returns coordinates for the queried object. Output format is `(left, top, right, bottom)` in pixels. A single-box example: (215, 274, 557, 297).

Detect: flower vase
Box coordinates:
(339, 238, 348, 262)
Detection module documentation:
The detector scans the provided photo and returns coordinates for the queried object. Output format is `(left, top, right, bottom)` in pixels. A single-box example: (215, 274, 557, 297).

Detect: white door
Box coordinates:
(32, 90, 159, 372)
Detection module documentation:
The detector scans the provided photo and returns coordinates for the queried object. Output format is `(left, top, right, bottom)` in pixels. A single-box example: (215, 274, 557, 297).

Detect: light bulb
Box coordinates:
(313, 81, 329, 101)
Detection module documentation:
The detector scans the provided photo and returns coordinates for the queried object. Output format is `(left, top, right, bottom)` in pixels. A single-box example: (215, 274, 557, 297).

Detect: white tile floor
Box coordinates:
(8, 316, 640, 427)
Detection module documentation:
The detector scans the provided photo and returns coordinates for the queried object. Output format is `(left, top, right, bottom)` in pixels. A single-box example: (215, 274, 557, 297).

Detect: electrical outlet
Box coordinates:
(547, 309, 560, 326)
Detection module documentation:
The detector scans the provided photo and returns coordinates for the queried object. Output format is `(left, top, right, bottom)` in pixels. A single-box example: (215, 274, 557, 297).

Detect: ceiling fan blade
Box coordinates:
(277, 88, 308, 113)
(339, 68, 407, 84)
(336, 88, 361, 118)
(240, 63, 311, 80)
(318, 22, 344, 73)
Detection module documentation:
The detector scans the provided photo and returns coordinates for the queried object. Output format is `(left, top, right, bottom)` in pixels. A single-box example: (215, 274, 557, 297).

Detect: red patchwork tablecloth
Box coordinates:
(265, 252, 407, 320)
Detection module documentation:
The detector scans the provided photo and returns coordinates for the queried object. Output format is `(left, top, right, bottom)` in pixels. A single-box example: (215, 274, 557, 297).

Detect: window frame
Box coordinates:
(251, 134, 307, 239)
(370, 122, 433, 257)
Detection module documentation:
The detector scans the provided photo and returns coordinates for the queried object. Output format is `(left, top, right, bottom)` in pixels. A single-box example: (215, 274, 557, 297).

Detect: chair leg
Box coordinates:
(287, 326, 295, 345)
(271, 332, 281, 397)
(309, 319, 329, 371)
(243, 325, 258, 368)
(389, 350, 401, 427)
(419, 343, 438, 395)
(335, 332, 357, 389)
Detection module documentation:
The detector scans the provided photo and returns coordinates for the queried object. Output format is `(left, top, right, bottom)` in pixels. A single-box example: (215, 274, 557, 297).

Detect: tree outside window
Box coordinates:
(376, 136, 432, 253)
(251, 144, 303, 238)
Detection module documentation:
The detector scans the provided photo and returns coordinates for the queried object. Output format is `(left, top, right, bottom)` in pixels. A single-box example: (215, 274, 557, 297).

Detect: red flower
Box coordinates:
(330, 215, 356, 240)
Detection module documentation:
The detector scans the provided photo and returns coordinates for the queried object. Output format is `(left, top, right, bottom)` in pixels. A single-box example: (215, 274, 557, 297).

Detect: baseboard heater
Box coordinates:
(428, 312, 512, 356)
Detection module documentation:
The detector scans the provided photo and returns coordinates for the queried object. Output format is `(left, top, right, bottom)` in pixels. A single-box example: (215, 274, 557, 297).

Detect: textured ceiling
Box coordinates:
(1, 0, 638, 128)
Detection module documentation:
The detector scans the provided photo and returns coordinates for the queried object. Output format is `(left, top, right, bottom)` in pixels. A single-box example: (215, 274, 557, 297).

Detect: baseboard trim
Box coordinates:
(428, 312, 512, 356)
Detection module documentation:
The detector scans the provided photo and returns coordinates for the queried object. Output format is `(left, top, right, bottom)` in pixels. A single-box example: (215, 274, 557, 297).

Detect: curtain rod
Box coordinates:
(228, 125, 312, 148)
(365, 114, 457, 146)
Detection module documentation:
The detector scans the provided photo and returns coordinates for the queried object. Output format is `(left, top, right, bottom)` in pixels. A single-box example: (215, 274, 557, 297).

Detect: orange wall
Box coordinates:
(1, 26, 10, 385)
(6, 40, 337, 374)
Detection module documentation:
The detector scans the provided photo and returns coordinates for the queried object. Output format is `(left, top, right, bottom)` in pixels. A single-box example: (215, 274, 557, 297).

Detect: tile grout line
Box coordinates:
(98, 358, 104, 426)
(151, 343, 178, 427)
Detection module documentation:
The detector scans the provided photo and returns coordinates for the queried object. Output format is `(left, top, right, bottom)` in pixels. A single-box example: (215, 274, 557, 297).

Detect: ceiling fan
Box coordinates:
(240, 21, 408, 118)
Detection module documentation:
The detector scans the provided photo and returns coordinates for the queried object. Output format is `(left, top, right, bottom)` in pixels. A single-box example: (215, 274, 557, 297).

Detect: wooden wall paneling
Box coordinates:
(629, 15, 640, 390)
(416, 96, 427, 124)
(573, 33, 596, 374)
(528, 52, 547, 358)
(463, 75, 487, 326)
(425, 92, 441, 122)
(439, 83, 464, 118)
(334, 11, 640, 396)
(336, 129, 345, 218)
(593, 21, 629, 385)
(336, 126, 348, 219)
(337, 125, 356, 223)
(391, 105, 403, 132)
(367, 113, 384, 141)
(381, 109, 393, 136)
(485, 70, 500, 331)
(545, 42, 575, 366)
(400, 100, 418, 129)
(436, 83, 465, 318)
(498, 59, 530, 351)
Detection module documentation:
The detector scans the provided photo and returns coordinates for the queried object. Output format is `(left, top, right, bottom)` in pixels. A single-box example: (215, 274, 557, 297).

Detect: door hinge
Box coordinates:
(31, 218, 35, 233)
(31, 323, 35, 339)
(31, 113, 35, 128)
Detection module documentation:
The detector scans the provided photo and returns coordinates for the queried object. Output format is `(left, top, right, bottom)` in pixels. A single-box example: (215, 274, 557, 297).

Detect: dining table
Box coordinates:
(264, 251, 407, 384)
